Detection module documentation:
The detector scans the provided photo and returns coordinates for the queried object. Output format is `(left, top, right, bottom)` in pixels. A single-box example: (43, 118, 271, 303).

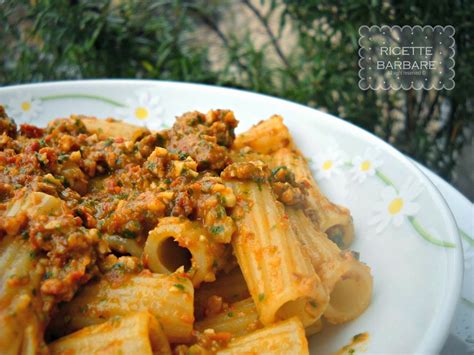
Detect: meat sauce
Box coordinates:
(0, 107, 239, 333)
(0, 106, 307, 352)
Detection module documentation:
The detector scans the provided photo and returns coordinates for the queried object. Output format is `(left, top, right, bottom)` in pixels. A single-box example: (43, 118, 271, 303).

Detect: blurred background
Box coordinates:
(1, 0, 473, 199)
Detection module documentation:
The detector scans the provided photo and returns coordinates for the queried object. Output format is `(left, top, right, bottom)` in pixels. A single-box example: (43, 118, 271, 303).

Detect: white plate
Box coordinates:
(0, 80, 464, 354)
(417, 165, 474, 355)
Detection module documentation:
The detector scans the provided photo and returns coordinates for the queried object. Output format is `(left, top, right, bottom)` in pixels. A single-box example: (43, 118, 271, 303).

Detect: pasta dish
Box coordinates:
(0, 105, 372, 354)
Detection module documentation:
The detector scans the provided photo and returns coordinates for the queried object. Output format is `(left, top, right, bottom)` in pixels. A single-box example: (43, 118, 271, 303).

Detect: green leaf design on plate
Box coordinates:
(460, 229, 474, 246)
(461, 297, 474, 310)
(40, 94, 125, 107)
(408, 216, 455, 248)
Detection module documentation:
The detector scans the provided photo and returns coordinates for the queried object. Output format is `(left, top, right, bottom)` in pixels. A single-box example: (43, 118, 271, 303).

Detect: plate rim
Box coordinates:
(0, 79, 464, 353)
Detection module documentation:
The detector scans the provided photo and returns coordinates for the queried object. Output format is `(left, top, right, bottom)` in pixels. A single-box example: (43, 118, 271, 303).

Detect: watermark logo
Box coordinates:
(358, 25, 455, 90)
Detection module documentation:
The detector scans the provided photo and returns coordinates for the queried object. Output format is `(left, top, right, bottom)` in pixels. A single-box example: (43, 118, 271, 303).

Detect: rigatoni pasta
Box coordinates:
(194, 267, 250, 319)
(232, 115, 292, 154)
(233, 116, 355, 248)
(144, 217, 228, 286)
(273, 147, 355, 249)
(1, 191, 83, 354)
(49, 273, 194, 343)
(79, 116, 150, 141)
(49, 312, 171, 355)
(216, 317, 309, 355)
(287, 208, 372, 324)
(195, 297, 261, 337)
(0, 236, 45, 355)
(223, 176, 329, 327)
(0, 105, 372, 355)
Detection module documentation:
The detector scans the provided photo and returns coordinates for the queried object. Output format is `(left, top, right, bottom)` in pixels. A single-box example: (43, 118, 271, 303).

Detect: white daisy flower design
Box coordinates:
(311, 147, 345, 181)
(368, 179, 422, 233)
(116, 90, 163, 122)
(8, 94, 42, 122)
(350, 148, 383, 183)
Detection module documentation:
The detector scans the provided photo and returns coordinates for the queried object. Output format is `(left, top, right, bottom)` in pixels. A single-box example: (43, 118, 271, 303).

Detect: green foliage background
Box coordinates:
(1, 0, 473, 183)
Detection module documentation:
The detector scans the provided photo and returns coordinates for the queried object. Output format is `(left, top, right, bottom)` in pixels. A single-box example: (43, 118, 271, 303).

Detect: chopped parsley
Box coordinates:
(210, 225, 224, 235)
(21, 230, 29, 240)
(116, 192, 129, 200)
(146, 162, 157, 170)
(258, 293, 265, 302)
(43, 177, 57, 185)
(271, 166, 287, 177)
(111, 262, 125, 270)
(176, 275, 189, 283)
(173, 283, 186, 291)
(104, 138, 114, 147)
(227, 312, 234, 317)
(34, 152, 47, 168)
(43, 271, 53, 280)
(309, 301, 318, 308)
(217, 194, 226, 205)
(58, 153, 69, 163)
(122, 230, 137, 239)
(178, 151, 188, 160)
(216, 206, 226, 218)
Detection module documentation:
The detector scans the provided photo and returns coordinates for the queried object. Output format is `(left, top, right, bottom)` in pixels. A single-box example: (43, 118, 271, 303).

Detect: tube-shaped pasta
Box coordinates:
(305, 318, 323, 336)
(323, 259, 373, 324)
(49, 312, 171, 355)
(1, 192, 67, 354)
(49, 273, 194, 343)
(216, 317, 309, 355)
(79, 116, 149, 141)
(195, 298, 261, 337)
(6, 191, 64, 218)
(105, 234, 143, 257)
(287, 208, 372, 324)
(194, 267, 250, 319)
(144, 217, 227, 287)
(273, 147, 355, 249)
(0, 236, 45, 355)
(225, 180, 328, 327)
(232, 115, 291, 154)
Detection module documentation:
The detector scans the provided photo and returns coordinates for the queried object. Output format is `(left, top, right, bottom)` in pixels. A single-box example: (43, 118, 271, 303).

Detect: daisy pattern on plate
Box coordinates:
(116, 90, 163, 122)
(350, 148, 382, 183)
(368, 179, 422, 233)
(311, 146, 345, 181)
(8, 94, 42, 121)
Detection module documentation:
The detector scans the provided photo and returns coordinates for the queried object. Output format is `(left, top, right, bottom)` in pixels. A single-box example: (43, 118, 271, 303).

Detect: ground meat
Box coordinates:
(0, 106, 17, 138)
(221, 160, 269, 181)
(269, 165, 306, 206)
(0, 107, 254, 352)
(222, 161, 307, 206)
(166, 110, 238, 170)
